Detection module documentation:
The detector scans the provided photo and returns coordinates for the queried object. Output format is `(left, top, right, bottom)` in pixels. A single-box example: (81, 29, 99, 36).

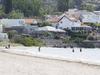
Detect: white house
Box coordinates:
(0, 19, 38, 28)
(0, 19, 25, 28)
(55, 15, 81, 30)
(52, 12, 92, 31)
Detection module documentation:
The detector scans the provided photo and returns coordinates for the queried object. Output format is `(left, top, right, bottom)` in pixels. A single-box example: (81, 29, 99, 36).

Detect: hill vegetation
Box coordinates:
(0, 0, 100, 18)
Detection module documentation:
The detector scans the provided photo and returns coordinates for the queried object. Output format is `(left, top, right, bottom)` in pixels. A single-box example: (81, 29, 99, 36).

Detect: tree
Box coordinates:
(7, 30, 18, 39)
(14, 36, 45, 46)
(80, 4, 95, 12)
(57, 0, 75, 12)
(8, 10, 24, 19)
(31, 0, 42, 16)
(57, 0, 69, 12)
(3, 0, 12, 14)
(0, 9, 6, 18)
(68, 0, 75, 8)
(41, 22, 51, 27)
(74, 0, 82, 9)
(12, 0, 42, 17)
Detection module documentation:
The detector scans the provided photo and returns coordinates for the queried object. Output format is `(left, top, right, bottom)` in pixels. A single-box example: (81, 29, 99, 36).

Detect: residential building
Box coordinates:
(0, 19, 25, 28)
(56, 15, 81, 30)
(46, 15, 59, 26)
(80, 11, 99, 23)
(25, 19, 38, 25)
(51, 11, 92, 31)
(0, 19, 38, 28)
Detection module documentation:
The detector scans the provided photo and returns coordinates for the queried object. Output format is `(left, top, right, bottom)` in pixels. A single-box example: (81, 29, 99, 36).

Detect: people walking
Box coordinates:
(8, 44, 10, 49)
(72, 49, 74, 53)
(38, 46, 41, 52)
(5, 46, 8, 49)
(80, 48, 82, 52)
(5, 44, 11, 49)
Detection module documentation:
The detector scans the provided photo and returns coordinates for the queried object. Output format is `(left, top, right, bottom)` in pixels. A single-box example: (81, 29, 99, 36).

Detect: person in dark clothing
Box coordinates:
(72, 49, 74, 53)
(38, 46, 41, 52)
(8, 44, 10, 49)
(5, 46, 8, 49)
(80, 48, 82, 52)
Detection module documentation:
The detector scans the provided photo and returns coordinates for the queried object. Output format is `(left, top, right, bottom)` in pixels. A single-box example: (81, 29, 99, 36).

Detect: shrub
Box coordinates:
(7, 30, 18, 39)
(63, 37, 70, 43)
(14, 36, 45, 46)
(73, 38, 84, 43)
(41, 22, 51, 27)
(22, 37, 34, 46)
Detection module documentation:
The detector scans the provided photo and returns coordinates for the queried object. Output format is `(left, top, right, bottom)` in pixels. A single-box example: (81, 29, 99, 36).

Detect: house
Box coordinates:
(51, 11, 92, 31)
(46, 15, 59, 26)
(55, 14, 81, 30)
(80, 10, 99, 23)
(0, 19, 25, 28)
(0, 19, 38, 28)
(25, 19, 38, 25)
(63, 10, 100, 24)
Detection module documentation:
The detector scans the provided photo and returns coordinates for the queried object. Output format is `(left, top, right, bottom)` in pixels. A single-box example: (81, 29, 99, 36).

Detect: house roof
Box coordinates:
(79, 10, 97, 16)
(58, 14, 80, 22)
(25, 19, 37, 24)
(46, 17, 59, 23)
(38, 26, 65, 32)
(57, 10, 82, 22)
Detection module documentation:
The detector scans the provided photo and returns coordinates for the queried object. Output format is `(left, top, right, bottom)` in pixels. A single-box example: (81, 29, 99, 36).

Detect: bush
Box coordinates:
(73, 38, 84, 43)
(70, 31, 88, 40)
(22, 37, 34, 46)
(63, 37, 70, 43)
(7, 30, 18, 39)
(14, 36, 45, 46)
(41, 22, 51, 27)
(8, 10, 24, 19)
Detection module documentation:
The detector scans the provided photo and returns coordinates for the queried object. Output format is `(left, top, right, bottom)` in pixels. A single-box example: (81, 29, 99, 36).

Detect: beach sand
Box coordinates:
(0, 52, 100, 75)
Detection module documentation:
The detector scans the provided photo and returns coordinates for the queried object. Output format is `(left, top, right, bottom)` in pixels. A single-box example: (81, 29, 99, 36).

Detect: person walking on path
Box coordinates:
(8, 44, 10, 49)
(70, 45, 74, 53)
(38, 46, 41, 52)
(5, 44, 10, 49)
(72, 48, 74, 53)
(80, 48, 82, 52)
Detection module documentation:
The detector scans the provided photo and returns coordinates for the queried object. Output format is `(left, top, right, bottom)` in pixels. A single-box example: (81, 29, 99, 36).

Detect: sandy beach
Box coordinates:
(0, 51, 100, 75)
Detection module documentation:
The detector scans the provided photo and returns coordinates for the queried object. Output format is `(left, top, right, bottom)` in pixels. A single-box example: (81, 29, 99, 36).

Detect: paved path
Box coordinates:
(0, 52, 100, 75)
(1, 47, 100, 65)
